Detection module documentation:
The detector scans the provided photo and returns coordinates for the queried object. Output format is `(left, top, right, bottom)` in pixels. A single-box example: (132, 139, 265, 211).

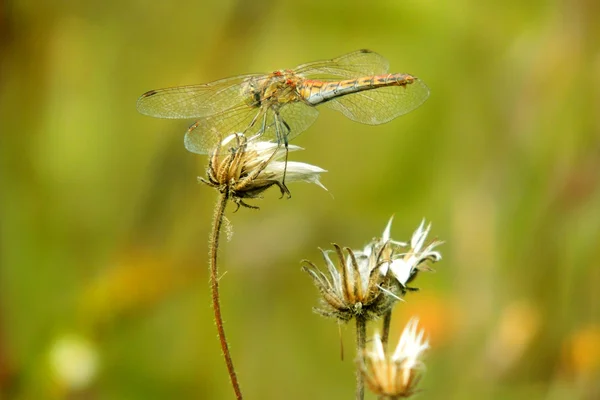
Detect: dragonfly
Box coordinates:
(137, 49, 429, 155)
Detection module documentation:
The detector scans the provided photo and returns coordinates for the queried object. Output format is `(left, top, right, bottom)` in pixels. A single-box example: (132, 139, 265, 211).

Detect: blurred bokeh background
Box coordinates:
(1, 0, 599, 398)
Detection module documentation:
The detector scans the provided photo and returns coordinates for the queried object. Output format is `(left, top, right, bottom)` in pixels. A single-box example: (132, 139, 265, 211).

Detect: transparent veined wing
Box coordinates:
(136, 73, 265, 119)
(184, 101, 320, 154)
(294, 49, 390, 80)
(183, 105, 263, 154)
(277, 101, 320, 143)
(324, 79, 430, 124)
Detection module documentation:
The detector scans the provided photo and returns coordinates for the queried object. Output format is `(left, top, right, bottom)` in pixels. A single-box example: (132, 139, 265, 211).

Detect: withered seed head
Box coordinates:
(302, 244, 400, 322)
(302, 217, 443, 322)
(200, 133, 326, 209)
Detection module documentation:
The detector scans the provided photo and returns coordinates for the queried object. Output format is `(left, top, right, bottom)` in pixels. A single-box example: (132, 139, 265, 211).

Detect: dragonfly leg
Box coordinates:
(274, 115, 291, 199)
(245, 109, 261, 133)
(274, 179, 291, 198)
(247, 110, 268, 142)
(233, 197, 260, 211)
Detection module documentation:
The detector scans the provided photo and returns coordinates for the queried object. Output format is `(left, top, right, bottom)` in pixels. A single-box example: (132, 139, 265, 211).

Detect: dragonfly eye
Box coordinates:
(251, 90, 262, 107)
(241, 78, 262, 108)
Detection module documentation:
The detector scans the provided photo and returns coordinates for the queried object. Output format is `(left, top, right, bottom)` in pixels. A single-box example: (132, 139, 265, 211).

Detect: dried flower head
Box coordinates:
(302, 217, 443, 322)
(201, 133, 326, 209)
(302, 244, 399, 322)
(358, 318, 429, 398)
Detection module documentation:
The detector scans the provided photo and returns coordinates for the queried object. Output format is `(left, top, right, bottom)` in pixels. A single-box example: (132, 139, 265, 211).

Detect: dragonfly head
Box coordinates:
(241, 77, 263, 108)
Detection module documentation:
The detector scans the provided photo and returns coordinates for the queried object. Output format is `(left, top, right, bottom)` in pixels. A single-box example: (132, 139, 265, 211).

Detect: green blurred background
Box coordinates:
(1, 0, 599, 398)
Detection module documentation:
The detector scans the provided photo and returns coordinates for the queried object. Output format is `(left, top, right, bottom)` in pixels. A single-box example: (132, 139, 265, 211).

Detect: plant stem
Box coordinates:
(381, 310, 392, 350)
(356, 315, 366, 400)
(209, 192, 243, 399)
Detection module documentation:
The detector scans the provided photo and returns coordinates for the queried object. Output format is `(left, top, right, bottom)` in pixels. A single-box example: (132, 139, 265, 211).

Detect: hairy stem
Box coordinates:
(356, 315, 367, 400)
(209, 192, 243, 399)
(381, 310, 392, 350)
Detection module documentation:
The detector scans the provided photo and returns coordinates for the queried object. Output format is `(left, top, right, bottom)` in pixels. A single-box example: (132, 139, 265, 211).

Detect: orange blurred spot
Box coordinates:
(564, 325, 600, 378)
(80, 247, 199, 323)
(497, 301, 540, 351)
(393, 293, 458, 347)
(485, 300, 541, 376)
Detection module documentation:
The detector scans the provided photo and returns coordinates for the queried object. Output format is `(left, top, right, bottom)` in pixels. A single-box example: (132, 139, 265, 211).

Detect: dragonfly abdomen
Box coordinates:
(299, 73, 417, 105)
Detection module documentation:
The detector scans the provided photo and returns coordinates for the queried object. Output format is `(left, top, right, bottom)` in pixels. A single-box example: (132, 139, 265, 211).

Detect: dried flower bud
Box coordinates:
(302, 244, 399, 322)
(302, 217, 443, 322)
(358, 318, 429, 398)
(201, 133, 326, 209)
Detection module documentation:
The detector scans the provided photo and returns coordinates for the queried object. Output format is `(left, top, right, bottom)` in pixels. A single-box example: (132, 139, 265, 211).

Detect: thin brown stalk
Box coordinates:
(378, 310, 393, 400)
(356, 315, 366, 400)
(209, 192, 243, 399)
(381, 309, 392, 350)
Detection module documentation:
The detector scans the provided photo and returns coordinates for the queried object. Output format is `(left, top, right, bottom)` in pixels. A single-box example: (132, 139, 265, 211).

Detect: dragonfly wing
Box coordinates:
(323, 79, 430, 125)
(294, 49, 389, 79)
(209, 102, 319, 144)
(184, 105, 263, 154)
(137, 74, 264, 119)
(278, 102, 320, 143)
(183, 103, 318, 154)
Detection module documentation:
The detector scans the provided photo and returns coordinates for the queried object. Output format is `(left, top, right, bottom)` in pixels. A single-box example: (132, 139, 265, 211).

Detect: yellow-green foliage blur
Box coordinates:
(1, 0, 599, 399)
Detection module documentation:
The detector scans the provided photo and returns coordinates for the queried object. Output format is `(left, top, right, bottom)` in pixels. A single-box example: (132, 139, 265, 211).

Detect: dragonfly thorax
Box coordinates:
(241, 71, 302, 109)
